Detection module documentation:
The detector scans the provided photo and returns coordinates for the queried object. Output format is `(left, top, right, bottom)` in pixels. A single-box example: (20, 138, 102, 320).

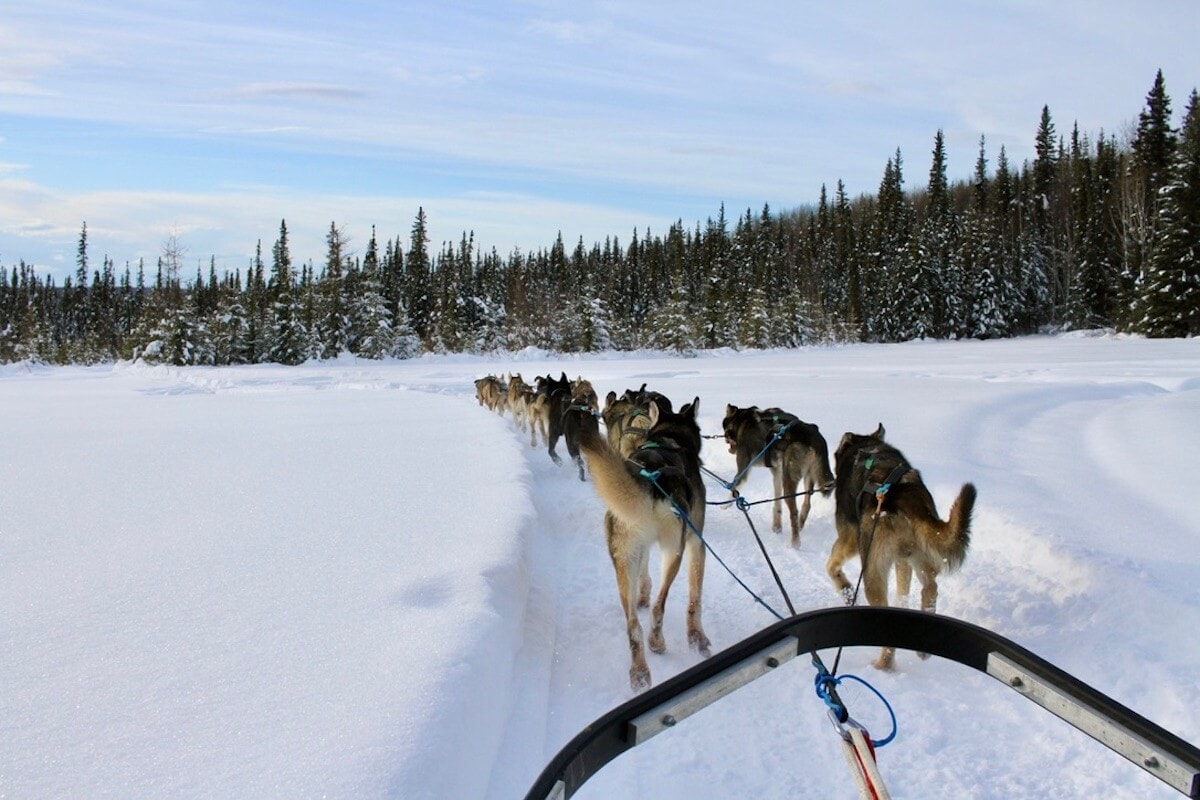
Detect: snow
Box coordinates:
(1, 334, 1198, 799)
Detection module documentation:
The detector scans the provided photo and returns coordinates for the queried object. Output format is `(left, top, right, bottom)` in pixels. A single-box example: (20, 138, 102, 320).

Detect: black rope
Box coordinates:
(732, 491, 797, 617)
(636, 469, 787, 620)
(830, 505, 883, 676)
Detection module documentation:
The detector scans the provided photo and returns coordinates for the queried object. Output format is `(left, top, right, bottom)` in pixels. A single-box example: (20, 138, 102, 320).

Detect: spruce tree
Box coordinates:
(919, 129, 964, 337)
(868, 150, 916, 341)
(1136, 89, 1200, 337)
(267, 220, 307, 365)
(352, 271, 396, 359)
(406, 208, 432, 343)
(317, 222, 350, 359)
(1133, 69, 1177, 198)
(1032, 105, 1058, 230)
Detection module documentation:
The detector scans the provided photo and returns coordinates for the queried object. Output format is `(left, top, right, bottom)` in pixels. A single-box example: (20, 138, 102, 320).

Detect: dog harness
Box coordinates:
(854, 450, 911, 521)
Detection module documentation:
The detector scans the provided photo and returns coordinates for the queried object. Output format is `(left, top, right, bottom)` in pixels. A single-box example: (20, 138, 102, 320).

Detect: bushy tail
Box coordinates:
(939, 483, 976, 571)
(576, 424, 657, 528)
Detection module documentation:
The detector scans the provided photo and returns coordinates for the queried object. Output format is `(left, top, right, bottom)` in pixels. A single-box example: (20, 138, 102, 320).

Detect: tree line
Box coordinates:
(2, 70, 1197, 366)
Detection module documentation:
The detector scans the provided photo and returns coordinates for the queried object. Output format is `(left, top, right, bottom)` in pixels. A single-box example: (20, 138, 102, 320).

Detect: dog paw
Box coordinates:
(918, 651, 930, 661)
(873, 648, 896, 671)
(689, 630, 712, 657)
(648, 630, 666, 654)
(630, 667, 652, 692)
(840, 587, 856, 606)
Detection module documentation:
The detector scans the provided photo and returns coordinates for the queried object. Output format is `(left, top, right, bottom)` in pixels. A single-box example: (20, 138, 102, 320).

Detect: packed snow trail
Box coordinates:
(475, 339, 1200, 799)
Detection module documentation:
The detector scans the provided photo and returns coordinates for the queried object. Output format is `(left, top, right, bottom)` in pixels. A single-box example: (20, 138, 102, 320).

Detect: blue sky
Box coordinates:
(2, 1, 1199, 282)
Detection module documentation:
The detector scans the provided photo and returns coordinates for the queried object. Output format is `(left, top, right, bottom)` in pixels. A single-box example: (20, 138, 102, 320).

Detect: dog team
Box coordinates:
(475, 372, 976, 690)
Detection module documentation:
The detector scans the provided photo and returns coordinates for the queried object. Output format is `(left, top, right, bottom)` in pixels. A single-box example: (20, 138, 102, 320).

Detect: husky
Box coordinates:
(533, 373, 575, 467)
(521, 383, 550, 448)
(506, 373, 531, 432)
(562, 379, 601, 481)
(721, 404, 834, 547)
(571, 376, 598, 409)
(827, 424, 976, 670)
(623, 382, 673, 414)
(474, 376, 505, 413)
(601, 390, 654, 457)
(573, 397, 711, 691)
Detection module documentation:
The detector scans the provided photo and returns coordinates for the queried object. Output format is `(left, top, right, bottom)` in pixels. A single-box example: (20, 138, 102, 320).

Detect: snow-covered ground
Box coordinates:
(2, 334, 1198, 799)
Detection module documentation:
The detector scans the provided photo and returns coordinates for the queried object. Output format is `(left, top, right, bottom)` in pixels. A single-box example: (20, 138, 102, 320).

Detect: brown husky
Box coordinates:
(506, 373, 530, 433)
(474, 376, 505, 413)
(721, 404, 834, 547)
(573, 397, 711, 691)
(601, 390, 654, 457)
(827, 424, 976, 670)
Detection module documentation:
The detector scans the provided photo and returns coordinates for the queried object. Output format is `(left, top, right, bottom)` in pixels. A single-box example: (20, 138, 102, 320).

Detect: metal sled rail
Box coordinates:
(524, 607, 1200, 799)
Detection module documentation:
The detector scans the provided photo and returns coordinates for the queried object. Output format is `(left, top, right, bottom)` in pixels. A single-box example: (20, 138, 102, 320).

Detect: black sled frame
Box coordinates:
(524, 607, 1200, 799)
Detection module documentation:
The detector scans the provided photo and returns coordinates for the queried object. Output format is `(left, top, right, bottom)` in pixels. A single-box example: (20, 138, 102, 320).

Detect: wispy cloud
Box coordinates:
(225, 82, 368, 102)
(523, 18, 612, 44)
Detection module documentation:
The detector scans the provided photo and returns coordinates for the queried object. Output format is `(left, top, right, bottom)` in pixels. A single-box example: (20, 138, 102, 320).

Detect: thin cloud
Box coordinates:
(524, 18, 612, 44)
(226, 82, 367, 102)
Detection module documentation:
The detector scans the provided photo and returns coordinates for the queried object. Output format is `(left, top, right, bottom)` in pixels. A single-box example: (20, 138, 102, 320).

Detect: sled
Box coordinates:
(523, 607, 1200, 799)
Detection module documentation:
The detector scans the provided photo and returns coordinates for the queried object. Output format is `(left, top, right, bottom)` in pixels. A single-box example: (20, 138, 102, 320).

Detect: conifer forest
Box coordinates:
(2, 72, 1198, 366)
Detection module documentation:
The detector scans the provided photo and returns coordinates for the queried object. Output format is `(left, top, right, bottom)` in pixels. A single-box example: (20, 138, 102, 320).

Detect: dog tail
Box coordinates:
(938, 483, 976, 571)
(576, 423, 658, 527)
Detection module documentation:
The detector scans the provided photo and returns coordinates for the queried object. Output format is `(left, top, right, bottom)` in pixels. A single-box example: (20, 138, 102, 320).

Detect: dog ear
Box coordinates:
(725, 403, 737, 418)
(648, 401, 661, 427)
(605, 390, 617, 409)
(688, 396, 700, 417)
(873, 423, 886, 440)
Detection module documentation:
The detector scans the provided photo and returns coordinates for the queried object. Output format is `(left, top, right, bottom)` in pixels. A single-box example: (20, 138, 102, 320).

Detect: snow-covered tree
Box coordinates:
(1135, 89, 1200, 337)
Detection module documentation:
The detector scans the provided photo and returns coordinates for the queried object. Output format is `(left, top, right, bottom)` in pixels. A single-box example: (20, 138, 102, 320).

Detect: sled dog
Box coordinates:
(562, 378, 601, 481)
(601, 391, 652, 457)
(573, 397, 711, 690)
(827, 424, 976, 670)
(506, 373, 531, 432)
(721, 404, 834, 547)
(571, 376, 598, 410)
(474, 376, 505, 413)
(533, 373, 576, 468)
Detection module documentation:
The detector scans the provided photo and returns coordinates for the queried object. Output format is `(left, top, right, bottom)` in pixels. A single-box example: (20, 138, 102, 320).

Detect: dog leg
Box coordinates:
(785, 476, 801, 548)
(684, 534, 711, 656)
(575, 454, 586, 481)
(893, 561, 913, 608)
(649, 532, 685, 654)
(915, 566, 939, 660)
(638, 564, 652, 609)
(771, 468, 784, 533)
(610, 537, 652, 691)
(825, 526, 857, 603)
(862, 562, 896, 671)
(918, 567, 938, 613)
(797, 475, 813, 530)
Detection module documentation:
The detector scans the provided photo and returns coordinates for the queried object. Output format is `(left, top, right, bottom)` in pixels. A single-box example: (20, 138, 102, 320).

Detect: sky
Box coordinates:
(2, 1, 1200, 282)
(2, 335, 1198, 798)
